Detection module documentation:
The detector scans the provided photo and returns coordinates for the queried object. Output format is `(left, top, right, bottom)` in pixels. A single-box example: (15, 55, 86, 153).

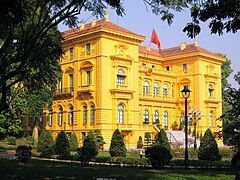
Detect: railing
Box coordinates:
(54, 87, 74, 95)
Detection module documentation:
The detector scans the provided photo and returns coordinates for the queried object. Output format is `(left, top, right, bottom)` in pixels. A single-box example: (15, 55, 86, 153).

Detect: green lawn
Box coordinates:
(0, 159, 234, 180)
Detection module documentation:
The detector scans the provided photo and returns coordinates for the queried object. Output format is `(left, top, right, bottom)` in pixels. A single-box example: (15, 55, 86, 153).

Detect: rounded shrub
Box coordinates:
(37, 131, 54, 157)
(109, 129, 127, 157)
(198, 128, 221, 161)
(15, 145, 32, 162)
(69, 132, 78, 151)
(55, 130, 70, 159)
(26, 136, 34, 145)
(7, 136, 16, 145)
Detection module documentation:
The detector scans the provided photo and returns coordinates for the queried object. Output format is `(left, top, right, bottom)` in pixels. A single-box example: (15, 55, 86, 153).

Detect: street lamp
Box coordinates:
(181, 86, 191, 170)
(189, 106, 202, 149)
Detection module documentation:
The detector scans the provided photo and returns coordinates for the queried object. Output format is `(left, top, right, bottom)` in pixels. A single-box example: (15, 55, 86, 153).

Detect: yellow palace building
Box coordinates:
(33, 15, 224, 148)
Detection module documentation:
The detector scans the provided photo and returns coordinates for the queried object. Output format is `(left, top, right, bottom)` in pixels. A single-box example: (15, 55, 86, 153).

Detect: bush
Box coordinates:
(55, 131, 70, 159)
(109, 129, 127, 157)
(26, 136, 34, 145)
(154, 128, 171, 150)
(77, 131, 98, 165)
(7, 136, 16, 145)
(37, 131, 55, 158)
(198, 128, 221, 161)
(15, 145, 32, 162)
(145, 144, 172, 169)
(93, 129, 105, 151)
(69, 132, 78, 151)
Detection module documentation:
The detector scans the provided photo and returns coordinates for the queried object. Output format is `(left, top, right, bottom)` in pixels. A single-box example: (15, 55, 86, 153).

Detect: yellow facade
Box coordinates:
(39, 17, 224, 148)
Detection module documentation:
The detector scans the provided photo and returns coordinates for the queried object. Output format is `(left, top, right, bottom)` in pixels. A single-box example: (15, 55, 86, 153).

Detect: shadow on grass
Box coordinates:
(0, 159, 234, 180)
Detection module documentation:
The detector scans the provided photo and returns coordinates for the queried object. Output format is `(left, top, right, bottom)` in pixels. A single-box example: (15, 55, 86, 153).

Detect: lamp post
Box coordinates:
(189, 106, 202, 149)
(181, 86, 191, 170)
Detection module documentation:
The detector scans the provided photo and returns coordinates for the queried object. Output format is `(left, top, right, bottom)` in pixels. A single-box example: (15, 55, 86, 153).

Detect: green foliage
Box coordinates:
(15, 145, 32, 162)
(55, 131, 70, 159)
(137, 136, 143, 149)
(93, 129, 105, 151)
(109, 129, 127, 157)
(7, 136, 16, 145)
(37, 131, 55, 158)
(154, 128, 171, 150)
(145, 144, 172, 169)
(198, 129, 221, 161)
(172, 121, 178, 130)
(26, 136, 34, 145)
(69, 132, 78, 151)
(77, 131, 98, 165)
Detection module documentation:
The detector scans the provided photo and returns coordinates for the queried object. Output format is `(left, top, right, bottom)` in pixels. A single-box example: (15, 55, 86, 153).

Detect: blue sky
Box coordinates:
(59, 1, 240, 87)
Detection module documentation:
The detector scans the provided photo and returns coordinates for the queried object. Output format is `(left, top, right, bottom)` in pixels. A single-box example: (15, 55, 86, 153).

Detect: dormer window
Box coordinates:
(117, 70, 125, 85)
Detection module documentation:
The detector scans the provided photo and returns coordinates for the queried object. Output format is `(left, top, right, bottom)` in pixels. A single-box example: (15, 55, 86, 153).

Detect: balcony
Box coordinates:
(53, 87, 74, 99)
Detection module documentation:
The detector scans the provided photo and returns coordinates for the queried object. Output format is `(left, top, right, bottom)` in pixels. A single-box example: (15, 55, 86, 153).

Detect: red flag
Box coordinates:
(151, 29, 161, 50)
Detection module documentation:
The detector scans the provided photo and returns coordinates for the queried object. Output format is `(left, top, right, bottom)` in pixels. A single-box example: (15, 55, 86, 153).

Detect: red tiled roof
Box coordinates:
(62, 19, 144, 39)
(139, 44, 224, 60)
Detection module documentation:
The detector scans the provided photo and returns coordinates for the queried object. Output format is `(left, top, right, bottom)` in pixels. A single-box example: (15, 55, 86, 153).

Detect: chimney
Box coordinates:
(180, 42, 187, 50)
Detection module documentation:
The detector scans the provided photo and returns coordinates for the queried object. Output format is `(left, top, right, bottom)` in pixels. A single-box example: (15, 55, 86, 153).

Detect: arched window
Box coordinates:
(83, 106, 87, 124)
(90, 105, 95, 124)
(208, 85, 214, 97)
(163, 111, 168, 130)
(153, 111, 159, 124)
(153, 83, 159, 96)
(143, 110, 149, 123)
(163, 84, 168, 97)
(117, 70, 125, 85)
(210, 111, 213, 127)
(58, 107, 63, 125)
(48, 110, 52, 126)
(118, 104, 124, 124)
(180, 112, 184, 123)
(143, 81, 150, 95)
(68, 106, 73, 125)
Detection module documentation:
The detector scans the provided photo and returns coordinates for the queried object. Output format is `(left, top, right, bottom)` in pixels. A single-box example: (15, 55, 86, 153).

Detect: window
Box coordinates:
(153, 83, 159, 96)
(166, 66, 170, 71)
(208, 85, 214, 97)
(90, 105, 95, 124)
(163, 84, 168, 97)
(172, 85, 174, 97)
(86, 43, 90, 54)
(48, 111, 52, 126)
(210, 111, 213, 127)
(152, 65, 155, 68)
(87, 71, 91, 85)
(180, 113, 184, 123)
(118, 104, 124, 124)
(143, 110, 149, 123)
(143, 81, 150, 95)
(183, 64, 188, 72)
(117, 70, 125, 85)
(68, 107, 73, 125)
(58, 107, 63, 125)
(163, 111, 168, 130)
(58, 78, 62, 94)
(28, 116, 33, 126)
(69, 74, 73, 92)
(83, 106, 87, 124)
(153, 111, 159, 124)
(70, 47, 74, 60)
(142, 63, 146, 67)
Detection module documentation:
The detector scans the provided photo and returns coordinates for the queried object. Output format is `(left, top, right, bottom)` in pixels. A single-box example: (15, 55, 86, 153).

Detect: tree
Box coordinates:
(146, 128, 172, 169)
(93, 129, 105, 151)
(109, 129, 127, 157)
(0, 0, 124, 113)
(37, 131, 54, 157)
(155, 128, 171, 150)
(55, 130, 70, 159)
(137, 136, 143, 149)
(69, 132, 78, 151)
(198, 128, 221, 161)
(77, 131, 98, 165)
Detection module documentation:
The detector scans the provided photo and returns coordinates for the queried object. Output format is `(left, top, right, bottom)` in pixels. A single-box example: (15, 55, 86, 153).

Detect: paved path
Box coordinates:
(0, 150, 16, 160)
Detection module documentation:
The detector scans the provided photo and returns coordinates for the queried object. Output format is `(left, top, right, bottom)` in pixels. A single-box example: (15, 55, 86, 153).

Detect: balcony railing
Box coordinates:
(54, 87, 74, 95)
